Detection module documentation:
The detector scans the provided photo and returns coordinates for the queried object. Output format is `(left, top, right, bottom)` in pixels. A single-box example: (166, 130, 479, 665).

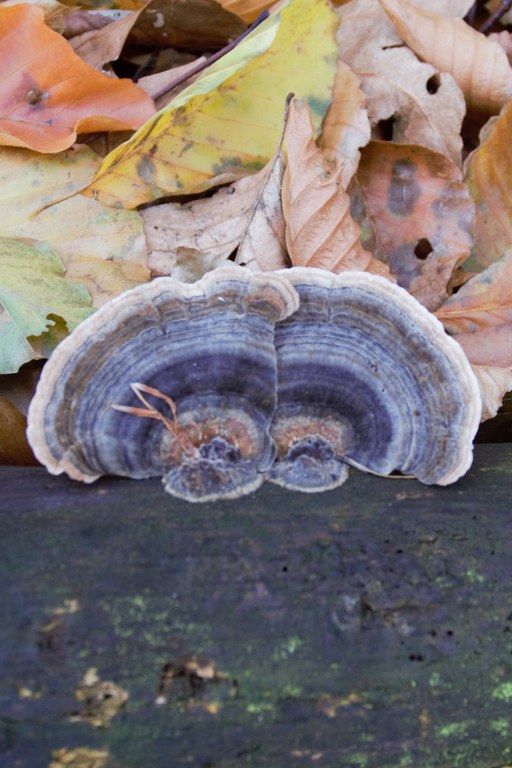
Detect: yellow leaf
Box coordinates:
(465, 104, 512, 269)
(0, 146, 149, 306)
(282, 99, 391, 278)
(336, 0, 465, 165)
(84, 0, 338, 208)
(379, 0, 512, 114)
(317, 59, 370, 189)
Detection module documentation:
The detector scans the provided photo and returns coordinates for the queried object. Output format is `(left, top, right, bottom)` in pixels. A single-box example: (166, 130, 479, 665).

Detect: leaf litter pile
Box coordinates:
(3, 0, 512, 498)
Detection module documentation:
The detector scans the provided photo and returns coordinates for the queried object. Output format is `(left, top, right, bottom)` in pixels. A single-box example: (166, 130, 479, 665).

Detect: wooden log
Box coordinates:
(1, 444, 511, 768)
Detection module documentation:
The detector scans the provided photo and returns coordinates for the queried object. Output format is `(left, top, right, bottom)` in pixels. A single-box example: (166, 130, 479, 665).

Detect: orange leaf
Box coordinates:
(0, 4, 155, 153)
(282, 99, 392, 278)
(465, 103, 512, 270)
(354, 141, 474, 310)
(217, 0, 278, 23)
(436, 251, 512, 367)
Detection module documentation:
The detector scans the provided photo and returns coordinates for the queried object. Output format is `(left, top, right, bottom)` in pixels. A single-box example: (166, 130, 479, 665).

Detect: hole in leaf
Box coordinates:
(426, 74, 441, 94)
(375, 115, 396, 141)
(414, 238, 433, 260)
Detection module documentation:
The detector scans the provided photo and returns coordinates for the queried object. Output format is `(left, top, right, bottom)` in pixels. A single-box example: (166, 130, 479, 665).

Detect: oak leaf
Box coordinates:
(282, 99, 391, 278)
(0, 4, 155, 153)
(83, 0, 338, 207)
(436, 251, 512, 367)
(336, 0, 465, 166)
(464, 104, 512, 269)
(0, 146, 149, 306)
(318, 59, 371, 189)
(379, 0, 512, 114)
(354, 141, 474, 310)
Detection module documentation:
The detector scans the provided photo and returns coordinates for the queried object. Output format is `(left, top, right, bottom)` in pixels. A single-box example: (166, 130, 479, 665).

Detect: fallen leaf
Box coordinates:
(126, 0, 247, 53)
(282, 99, 391, 277)
(0, 4, 155, 153)
(0, 397, 38, 465)
(70, 9, 141, 69)
(217, 0, 278, 23)
(84, 0, 338, 207)
(138, 57, 207, 106)
(489, 31, 512, 67)
(354, 141, 474, 310)
(470, 364, 512, 421)
(336, 0, 465, 166)
(464, 104, 512, 269)
(410, 0, 474, 13)
(142, 133, 287, 275)
(2, 0, 76, 33)
(318, 59, 371, 189)
(379, 0, 512, 114)
(0, 238, 92, 374)
(0, 146, 149, 306)
(436, 250, 512, 367)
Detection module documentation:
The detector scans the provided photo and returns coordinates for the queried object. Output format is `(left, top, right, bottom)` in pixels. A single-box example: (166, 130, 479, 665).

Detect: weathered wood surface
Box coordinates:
(1, 444, 512, 768)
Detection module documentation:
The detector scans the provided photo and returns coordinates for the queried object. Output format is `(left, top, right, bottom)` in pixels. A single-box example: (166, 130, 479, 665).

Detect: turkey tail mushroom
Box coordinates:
(27, 267, 299, 502)
(269, 268, 482, 491)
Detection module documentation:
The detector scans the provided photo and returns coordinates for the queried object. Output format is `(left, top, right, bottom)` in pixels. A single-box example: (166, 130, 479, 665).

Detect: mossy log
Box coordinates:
(1, 444, 512, 768)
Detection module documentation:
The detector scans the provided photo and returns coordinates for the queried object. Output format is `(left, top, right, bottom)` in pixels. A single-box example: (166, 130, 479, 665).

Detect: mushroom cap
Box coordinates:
(269, 267, 482, 489)
(27, 266, 299, 502)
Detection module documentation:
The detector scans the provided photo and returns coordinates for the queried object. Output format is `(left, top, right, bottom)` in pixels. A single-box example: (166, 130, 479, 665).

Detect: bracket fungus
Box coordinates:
(27, 266, 482, 502)
(269, 268, 481, 490)
(27, 267, 299, 502)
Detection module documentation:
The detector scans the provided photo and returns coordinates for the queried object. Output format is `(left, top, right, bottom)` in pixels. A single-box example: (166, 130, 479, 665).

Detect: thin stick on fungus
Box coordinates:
(112, 383, 199, 459)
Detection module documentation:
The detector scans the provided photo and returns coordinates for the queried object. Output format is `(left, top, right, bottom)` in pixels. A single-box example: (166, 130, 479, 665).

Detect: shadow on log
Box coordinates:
(0, 444, 511, 768)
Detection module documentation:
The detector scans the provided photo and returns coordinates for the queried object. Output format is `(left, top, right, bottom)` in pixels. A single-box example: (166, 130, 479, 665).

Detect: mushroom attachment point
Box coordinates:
(269, 268, 482, 490)
(27, 267, 299, 502)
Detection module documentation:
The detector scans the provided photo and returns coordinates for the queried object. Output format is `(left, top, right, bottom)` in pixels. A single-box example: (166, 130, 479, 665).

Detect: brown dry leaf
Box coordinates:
(126, 0, 247, 53)
(354, 141, 474, 310)
(142, 136, 287, 276)
(70, 9, 141, 69)
(336, 0, 465, 166)
(138, 58, 207, 105)
(282, 99, 391, 278)
(470, 364, 512, 422)
(379, 0, 512, 114)
(318, 59, 371, 189)
(0, 4, 155, 153)
(465, 103, 512, 269)
(436, 251, 512, 367)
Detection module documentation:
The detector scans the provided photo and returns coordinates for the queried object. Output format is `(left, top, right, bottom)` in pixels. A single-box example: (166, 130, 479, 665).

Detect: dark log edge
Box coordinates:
(1, 444, 512, 768)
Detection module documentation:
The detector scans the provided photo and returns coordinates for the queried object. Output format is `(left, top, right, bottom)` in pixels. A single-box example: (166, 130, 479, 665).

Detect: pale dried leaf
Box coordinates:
(282, 99, 392, 278)
(138, 57, 207, 107)
(436, 250, 512, 367)
(142, 147, 286, 276)
(379, 0, 512, 114)
(409, 0, 474, 14)
(488, 31, 512, 68)
(318, 59, 371, 189)
(337, 0, 465, 165)
(471, 363, 512, 421)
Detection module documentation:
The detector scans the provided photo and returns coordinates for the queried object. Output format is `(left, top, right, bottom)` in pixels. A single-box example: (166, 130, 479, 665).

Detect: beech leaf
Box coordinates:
(318, 59, 371, 189)
(337, 0, 465, 166)
(83, 0, 338, 208)
(436, 251, 512, 367)
(354, 141, 474, 310)
(0, 146, 150, 307)
(0, 4, 155, 154)
(464, 104, 512, 269)
(379, 0, 512, 114)
(282, 99, 392, 278)
(0, 238, 93, 374)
